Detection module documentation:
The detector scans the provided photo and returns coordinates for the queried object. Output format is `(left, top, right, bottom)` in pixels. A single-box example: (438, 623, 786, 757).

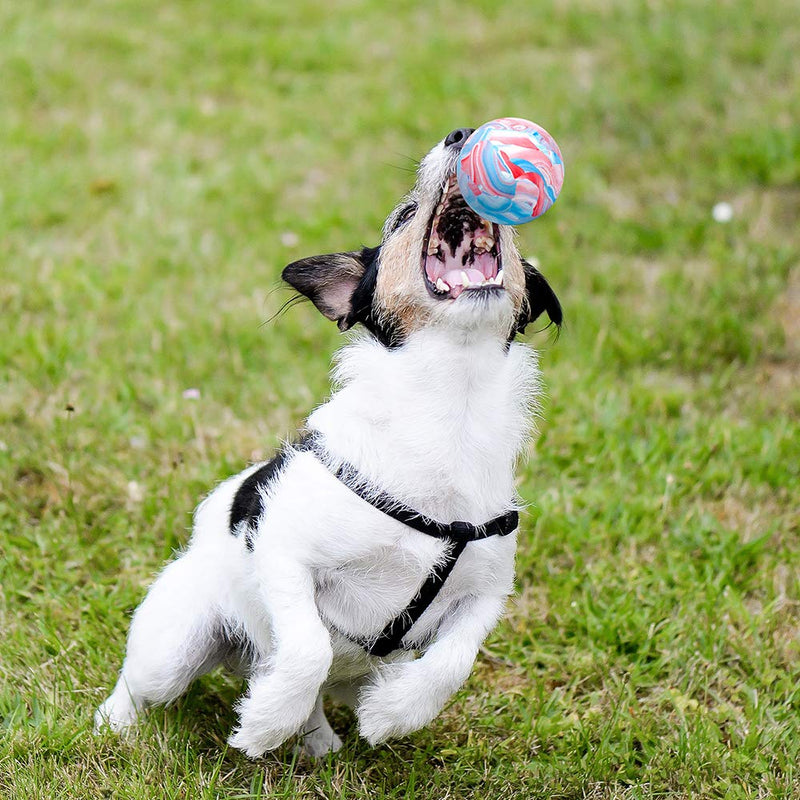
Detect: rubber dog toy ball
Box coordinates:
(457, 117, 564, 225)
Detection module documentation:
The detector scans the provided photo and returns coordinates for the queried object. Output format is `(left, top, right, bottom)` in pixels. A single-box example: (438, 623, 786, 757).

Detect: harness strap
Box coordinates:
(296, 434, 518, 656)
(366, 536, 470, 656)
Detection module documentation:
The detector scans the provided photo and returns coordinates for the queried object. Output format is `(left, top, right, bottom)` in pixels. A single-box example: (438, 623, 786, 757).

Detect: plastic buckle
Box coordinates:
(449, 520, 472, 538)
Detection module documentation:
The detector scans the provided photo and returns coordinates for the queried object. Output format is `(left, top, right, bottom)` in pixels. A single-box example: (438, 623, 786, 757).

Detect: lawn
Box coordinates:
(1, 1, 799, 798)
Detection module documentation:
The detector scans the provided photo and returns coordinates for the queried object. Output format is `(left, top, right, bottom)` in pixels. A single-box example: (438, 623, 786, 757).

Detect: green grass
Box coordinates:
(2, 1, 799, 797)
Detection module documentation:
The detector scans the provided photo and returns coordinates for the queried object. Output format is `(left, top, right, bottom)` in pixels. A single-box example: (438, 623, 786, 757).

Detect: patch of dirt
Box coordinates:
(507, 584, 552, 629)
(711, 494, 770, 542)
(733, 187, 800, 246)
(709, 489, 797, 545)
(756, 264, 800, 406)
(775, 264, 800, 356)
(473, 659, 531, 696)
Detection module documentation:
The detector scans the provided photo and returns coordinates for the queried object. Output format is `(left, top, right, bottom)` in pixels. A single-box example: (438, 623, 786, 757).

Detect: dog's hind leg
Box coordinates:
(326, 676, 368, 710)
(228, 553, 333, 757)
(296, 692, 343, 758)
(95, 550, 224, 734)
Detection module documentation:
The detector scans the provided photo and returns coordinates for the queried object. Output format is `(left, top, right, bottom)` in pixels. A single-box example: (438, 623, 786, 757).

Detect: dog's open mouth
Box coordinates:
(422, 175, 502, 300)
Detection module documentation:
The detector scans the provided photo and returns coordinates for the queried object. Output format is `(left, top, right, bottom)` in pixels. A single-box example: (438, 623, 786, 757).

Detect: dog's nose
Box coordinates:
(444, 128, 475, 150)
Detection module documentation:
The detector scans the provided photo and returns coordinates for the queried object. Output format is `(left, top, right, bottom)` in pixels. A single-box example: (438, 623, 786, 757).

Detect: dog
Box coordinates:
(95, 127, 562, 757)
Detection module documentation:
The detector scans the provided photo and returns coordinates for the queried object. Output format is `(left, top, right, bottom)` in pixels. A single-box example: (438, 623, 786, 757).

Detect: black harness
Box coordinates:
(295, 436, 519, 657)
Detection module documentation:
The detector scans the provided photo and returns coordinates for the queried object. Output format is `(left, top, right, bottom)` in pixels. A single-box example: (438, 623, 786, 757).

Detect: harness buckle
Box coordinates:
(449, 520, 472, 537)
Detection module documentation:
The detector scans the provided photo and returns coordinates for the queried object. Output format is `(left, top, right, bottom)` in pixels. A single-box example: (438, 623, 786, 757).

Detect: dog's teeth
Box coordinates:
(495, 272, 504, 286)
(427, 236, 440, 255)
(474, 234, 494, 252)
(460, 270, 470, 287)
(436, 278, 449, 293)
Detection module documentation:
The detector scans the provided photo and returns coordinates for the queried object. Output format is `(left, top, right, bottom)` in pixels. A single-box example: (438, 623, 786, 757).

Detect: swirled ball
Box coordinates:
(456, 117, 564, 225)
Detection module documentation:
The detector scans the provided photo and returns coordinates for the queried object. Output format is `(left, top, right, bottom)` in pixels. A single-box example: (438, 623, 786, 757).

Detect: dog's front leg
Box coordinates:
(357, 592, 506, 744)
(228, 554, 332, 758)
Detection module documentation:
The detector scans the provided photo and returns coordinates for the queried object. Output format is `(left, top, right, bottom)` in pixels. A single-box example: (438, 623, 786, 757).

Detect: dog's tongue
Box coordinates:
(442, 268, 485, 286)
(439, 268, 485, 298)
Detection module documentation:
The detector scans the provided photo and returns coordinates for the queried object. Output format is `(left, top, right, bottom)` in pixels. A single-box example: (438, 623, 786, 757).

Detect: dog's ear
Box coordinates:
(282, 251, 368, 331)
(515, 259, 563, 336)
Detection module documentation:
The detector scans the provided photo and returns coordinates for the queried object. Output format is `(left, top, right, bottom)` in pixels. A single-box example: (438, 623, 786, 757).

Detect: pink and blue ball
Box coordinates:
(456, 117, 564, 226)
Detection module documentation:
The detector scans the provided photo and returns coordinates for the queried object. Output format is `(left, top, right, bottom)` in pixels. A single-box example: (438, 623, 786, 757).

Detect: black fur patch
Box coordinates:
(514, 259, 563, 337)
(344, 246, 405, 348)
(229, 443, 296, 551)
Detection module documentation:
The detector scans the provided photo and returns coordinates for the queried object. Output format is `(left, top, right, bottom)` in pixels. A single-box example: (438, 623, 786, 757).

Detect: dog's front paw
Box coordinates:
(356, 665, 441, 745)
(229, 677, 315, 758)
(228, 699, 293, 758)
(228, 724, 286, 759)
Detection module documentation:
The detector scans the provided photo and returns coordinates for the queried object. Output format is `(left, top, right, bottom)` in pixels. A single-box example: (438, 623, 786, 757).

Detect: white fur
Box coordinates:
(96, 136, 547, 758)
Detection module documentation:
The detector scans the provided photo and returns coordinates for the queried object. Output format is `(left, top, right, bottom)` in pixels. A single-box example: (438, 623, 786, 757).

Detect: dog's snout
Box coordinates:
(444, 128, 475, 150)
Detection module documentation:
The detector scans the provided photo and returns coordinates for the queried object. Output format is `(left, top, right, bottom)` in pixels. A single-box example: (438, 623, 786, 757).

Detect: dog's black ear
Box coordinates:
(282, 251, 367, 330)
(515, 259, 563, 336)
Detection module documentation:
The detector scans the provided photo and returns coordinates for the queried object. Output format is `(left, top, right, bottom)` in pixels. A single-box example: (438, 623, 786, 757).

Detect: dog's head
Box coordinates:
(283, 128, 562, 346)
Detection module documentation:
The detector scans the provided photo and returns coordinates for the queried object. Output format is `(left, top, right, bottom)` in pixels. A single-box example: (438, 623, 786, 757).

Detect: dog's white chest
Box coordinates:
(313, 533, 444, 636)
(311, 525, 515, 646)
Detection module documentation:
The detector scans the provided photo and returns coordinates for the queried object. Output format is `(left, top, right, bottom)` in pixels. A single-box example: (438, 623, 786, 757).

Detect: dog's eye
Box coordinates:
(393, 203, 417, 230)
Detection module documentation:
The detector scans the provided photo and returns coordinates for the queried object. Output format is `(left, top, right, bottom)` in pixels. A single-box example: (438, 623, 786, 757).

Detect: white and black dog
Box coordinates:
(96, 127, 562, 757)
